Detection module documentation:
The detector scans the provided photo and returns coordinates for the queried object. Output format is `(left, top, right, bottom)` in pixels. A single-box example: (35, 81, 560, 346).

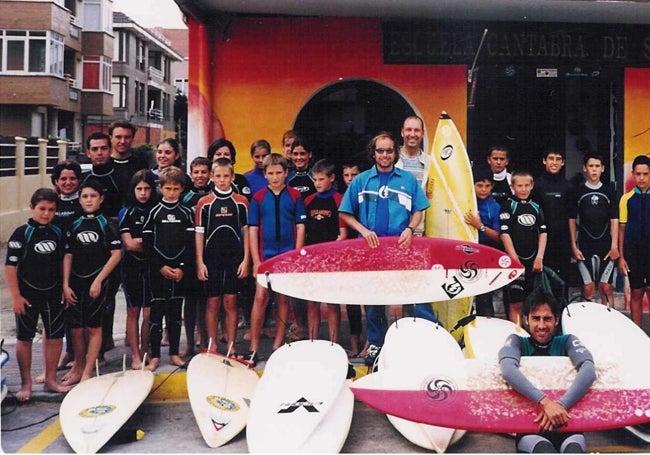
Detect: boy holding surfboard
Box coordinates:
(499, 287, 596, 453)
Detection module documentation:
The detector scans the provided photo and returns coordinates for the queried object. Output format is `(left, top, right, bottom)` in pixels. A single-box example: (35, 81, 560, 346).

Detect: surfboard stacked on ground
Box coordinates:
(246, 340, 353, 453)
(257, 237, 523, 306)
(463, 316, 528, 360)
(378, 317, 465, 453)
(186, 351, 259, 448)
(425, 111, 478, 342)
(562, 301, 650, 442)
(59, 367, 154, 453)
(1, 347, 8, 402)
(351, 350, 650, 433)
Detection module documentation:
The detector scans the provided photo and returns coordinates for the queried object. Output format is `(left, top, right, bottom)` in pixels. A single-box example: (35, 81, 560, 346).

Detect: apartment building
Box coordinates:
(101, 12, 183, 146)
(0, 0, 114, 143)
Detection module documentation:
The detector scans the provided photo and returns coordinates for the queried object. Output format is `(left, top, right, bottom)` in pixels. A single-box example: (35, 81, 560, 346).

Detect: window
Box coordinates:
(136, 39, 145, 71)
(162, 92, 171, 119)
(83, 0, 111, 33)
(174, 78, 188, 95)
(135, 81, 146, 114)
(83, 55, 112, 91)
(113, 31, 128, 62)
(112, 76, 127, 108)
(0, 30, 64, 76)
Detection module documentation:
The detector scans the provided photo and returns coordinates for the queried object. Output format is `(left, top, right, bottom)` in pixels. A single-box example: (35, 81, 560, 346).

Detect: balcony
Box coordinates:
(148, 107, 163, 121)
(148, 66, 164, 82)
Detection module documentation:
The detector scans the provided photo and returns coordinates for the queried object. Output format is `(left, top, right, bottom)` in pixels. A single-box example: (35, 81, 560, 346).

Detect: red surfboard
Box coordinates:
(351, 357, 650, 433)
(256, 237, 523, 305)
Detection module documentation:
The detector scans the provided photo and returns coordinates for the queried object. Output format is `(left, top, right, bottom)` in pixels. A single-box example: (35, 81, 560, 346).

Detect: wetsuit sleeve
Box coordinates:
(498, 334, 546, 404)
(558, 335, 596, 409)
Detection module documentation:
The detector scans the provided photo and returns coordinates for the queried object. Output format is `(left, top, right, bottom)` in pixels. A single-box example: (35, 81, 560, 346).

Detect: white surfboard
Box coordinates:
(378, 318, 465, 453)
(463, 316, 528, 360)
(187, 352, 259, 448)
(562, 301, 650, 442)
(246, 340, 352, 453)
(59, 366, 154, 453)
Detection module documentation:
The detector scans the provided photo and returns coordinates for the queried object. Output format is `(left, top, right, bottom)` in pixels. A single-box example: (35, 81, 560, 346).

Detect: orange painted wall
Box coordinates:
(623, 68, 650, 192)
(187, 17, 467, 173)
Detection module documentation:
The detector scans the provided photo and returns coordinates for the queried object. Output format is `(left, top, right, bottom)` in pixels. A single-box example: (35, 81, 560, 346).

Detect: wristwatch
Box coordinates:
(479, 224, 487, 232)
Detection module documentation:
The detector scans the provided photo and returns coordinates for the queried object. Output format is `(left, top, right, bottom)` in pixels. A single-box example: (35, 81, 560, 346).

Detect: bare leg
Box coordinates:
(15, 340, 33, 401)
(598, 282, 614, 306)
(127, 307, 142, 369)
(80, 327, 102, 382)
(223, 294, 238, 351)
(582, 282, 595, 301)
(146, 357, 160, 372)
(34, 330, 46, 384)
(140, 307, 150, 362)
(327, 304, 341, 344)
(273, 294, 289, 351)
(62, 327, 86, 385)
(307, 301, 321, 341)
(249, 285, 268, 352)
(205, 297, 221, 353)
(630, 288, 645, 327)
(43, 337, 71, 393)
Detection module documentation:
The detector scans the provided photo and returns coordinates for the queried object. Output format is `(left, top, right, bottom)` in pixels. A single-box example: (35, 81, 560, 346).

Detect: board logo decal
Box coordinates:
(206, 395, 239, 411)
(211, 416, 230, 431)
(79, 404, 116, 417)
(458, 261, 480, 282)
(277, 397, 323, 414)
(442, 276, 465, 298)
(498, 255, 512, 268)
(456, 244, 478, 254)
(440, 144, 454, 160)
(423, 376, 456, 404)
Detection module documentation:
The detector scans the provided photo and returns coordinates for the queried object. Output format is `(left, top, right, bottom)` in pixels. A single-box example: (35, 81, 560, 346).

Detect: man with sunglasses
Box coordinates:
(340, 131, 429, 367)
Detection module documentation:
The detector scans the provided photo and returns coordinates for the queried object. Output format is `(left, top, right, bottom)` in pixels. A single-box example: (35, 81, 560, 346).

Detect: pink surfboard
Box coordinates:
(256, 237, 523, 305)
(351, 357, 650, 433)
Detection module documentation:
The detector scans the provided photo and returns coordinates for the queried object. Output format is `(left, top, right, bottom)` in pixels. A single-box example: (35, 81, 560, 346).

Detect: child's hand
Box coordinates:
(252, 260, 260, 278)
(532, 257, 543, 272)
(571, 245, 584, 261)
(63, 286, 77, 307)
(618, 258, 629, 276)
(12, 295, 31, 315)
(89, 277, 103, 299)
(605, 246, 620, 261)
(171, 268, 183, 282)
(160, 265, 174, 280)
(237, 260, 249, 279)
(197, 263, 209, 281)
(464, 211, 481, 229)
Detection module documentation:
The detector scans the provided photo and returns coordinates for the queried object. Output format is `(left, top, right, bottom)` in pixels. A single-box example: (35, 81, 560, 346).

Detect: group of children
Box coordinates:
(8, 121, 650, 402)
(470, 146, 650, 328)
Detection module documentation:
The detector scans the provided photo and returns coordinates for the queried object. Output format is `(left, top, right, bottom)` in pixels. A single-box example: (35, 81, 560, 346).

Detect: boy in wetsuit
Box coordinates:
(618, 154, 650, 327)
(304, 159, 347, 342)
(142, 166, 195, 371)
(62, 181, 122, 384)
(6, 188, 72, 400)
(499, 287, 596, 453)
(195, 158, 250, 354)
(500, 170, 547, 322)
(568, 153, 619, 304)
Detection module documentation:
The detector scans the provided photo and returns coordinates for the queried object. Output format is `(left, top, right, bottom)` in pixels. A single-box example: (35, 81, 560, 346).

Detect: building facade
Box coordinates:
(92, 11, 183, 146)
(174, 0, 650, 194)
(0, 0, 114, 144)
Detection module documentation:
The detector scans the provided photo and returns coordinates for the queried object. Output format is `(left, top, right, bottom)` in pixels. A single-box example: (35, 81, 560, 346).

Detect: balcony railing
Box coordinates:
(148, 108, 163, 121)
(148, 66, 164, 81)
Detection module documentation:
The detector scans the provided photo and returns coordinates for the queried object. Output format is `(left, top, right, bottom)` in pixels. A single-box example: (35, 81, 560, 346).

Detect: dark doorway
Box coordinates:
(293, 80, 415, 174)
(468, 64, 618, 183)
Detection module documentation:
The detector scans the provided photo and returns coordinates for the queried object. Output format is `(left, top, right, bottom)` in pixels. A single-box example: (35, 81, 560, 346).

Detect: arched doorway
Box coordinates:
(293, 80, 415, 174)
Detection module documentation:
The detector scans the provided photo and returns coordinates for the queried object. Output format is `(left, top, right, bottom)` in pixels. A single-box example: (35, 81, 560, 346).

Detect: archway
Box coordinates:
(293, 80, 415, 174)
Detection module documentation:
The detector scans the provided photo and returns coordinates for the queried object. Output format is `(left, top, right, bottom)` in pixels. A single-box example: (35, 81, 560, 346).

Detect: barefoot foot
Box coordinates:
(44, 381, 72, 394)
(34, 372, 45, 384)
(61, 370, 82, 386)
(16, 385, 32, 402)
(146, 358, 160, 372)
(169, 355, 185, 367)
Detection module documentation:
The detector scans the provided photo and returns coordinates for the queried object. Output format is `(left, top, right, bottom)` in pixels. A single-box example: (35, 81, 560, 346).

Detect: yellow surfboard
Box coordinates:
(425, 111, 477, 342)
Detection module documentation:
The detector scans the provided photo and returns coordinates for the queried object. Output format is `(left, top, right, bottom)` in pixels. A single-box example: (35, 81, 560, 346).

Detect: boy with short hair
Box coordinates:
(6, 188, 72, 400)
(196, 158, 250, 354)
(618, 154, 650, 326)
(304, 159, 347, 342)
(568, 152, 619, 304)
(465, 165, 502, 316)
(181, 156, 213, 354)
(62, 181, 122, 384)
(487, 146, 514, 203)
(142, 166, 195, 371)
(500, 170, 547, 322)
(245, 153, 306, 364)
